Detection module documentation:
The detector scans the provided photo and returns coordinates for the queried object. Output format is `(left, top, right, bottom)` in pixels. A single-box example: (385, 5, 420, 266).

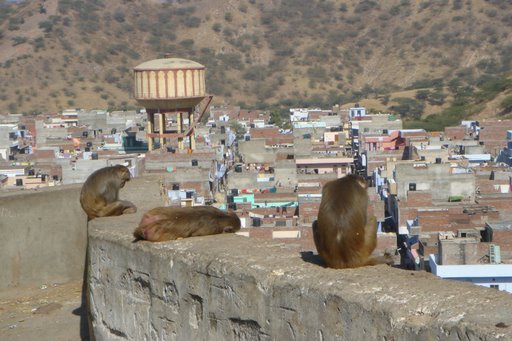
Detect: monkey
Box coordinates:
(80, 164, 137, 221)
(133, 206, 241, 242)
(312, 174, 391, 269)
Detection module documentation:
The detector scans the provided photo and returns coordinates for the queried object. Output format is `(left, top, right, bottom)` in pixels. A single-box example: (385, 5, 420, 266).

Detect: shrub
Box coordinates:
(179, 39, 194, 48)
(31, 37, 45, 51)
(104, 73, 120, 84)
(243, 66, 267, 81)
(212, 22, 221, 32)
(8, 102, 17, 113)
(484, 9, 497, 18)
(415, 90, 430, 100)
(408, 78, 444, 90)
(307, 66, 328, 82)
(452, 0, 463, 10)
(8, 17, 24, 31)
(39, 20, 53, 33)
(175, 6, 196, 16)
(354, 0, 378, 13)
(219, 52, 244, 70)
(222, 27, 234, 38)
(58, 0, 72, 14)
(12, 36, 27, 46)
(113, 10, 125, 23)
(93, 52, 109, 65)
(184, 16, 201, 28)
(380, 95, 390, 105)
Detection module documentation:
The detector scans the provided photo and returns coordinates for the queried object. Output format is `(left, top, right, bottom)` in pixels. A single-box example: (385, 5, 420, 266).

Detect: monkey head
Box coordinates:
(113, 164, 131, 188)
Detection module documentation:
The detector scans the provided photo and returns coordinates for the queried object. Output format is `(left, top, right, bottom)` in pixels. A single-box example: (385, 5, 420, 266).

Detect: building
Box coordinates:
(430, 253, 512, 293)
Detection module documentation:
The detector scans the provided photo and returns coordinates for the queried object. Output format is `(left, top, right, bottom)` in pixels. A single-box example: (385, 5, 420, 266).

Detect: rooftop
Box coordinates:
(133, 58, 205, 71)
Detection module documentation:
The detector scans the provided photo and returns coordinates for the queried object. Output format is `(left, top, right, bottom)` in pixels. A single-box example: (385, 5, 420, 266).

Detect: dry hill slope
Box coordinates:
(0, 0, 511, 120)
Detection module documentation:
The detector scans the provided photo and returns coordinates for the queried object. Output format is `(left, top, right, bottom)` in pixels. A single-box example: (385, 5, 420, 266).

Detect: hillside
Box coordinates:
(0, 0, 511, 127)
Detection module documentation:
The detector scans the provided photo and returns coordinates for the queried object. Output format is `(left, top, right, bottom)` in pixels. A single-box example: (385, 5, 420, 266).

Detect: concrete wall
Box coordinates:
(88, 216, 512, 340)
(0, 173, 163, 289)
(0, 185, 88, 288)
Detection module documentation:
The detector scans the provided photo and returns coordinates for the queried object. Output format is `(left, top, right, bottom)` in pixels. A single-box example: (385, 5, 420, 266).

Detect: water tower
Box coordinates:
(133, 58, 213, 151)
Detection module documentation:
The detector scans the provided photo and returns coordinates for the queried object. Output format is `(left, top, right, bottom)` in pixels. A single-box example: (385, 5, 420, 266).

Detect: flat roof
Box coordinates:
(295, 158, 353, 165)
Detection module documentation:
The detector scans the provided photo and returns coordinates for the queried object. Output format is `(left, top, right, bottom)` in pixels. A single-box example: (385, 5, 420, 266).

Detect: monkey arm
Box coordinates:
(93, 200, 136, 218)
(363, 215, 394, 266)
(363, 215, 378, 257)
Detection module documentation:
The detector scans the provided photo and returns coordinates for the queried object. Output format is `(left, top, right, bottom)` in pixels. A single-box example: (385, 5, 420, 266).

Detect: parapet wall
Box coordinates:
(0, 185, 88, 288)
(0, 174, 162, 289)
(88, 215, 512, 340)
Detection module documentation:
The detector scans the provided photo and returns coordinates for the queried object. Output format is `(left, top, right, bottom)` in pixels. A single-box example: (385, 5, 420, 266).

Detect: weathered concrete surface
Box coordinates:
(88, 217, 512, 341)
(0, 185, 88, 289)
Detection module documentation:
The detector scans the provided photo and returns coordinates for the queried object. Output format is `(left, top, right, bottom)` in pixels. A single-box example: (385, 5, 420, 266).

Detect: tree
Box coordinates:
(230, 121, 246, 140)
(269, 108, 291, 129)
(427, 91, 446, 105)
(389, 98, 425, 119)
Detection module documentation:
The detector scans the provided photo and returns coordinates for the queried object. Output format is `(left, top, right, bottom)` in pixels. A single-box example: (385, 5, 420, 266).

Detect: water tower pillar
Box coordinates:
(177, 112, 183, 150)
(158, 113, 165, 147)
(177, 112, 182, 134)
(147, 113, 154, 151)
(189, 111, 195, 150)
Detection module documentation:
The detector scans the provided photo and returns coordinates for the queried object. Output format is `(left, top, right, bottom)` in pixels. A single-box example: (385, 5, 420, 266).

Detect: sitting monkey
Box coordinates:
(133, 206, 241, 242)
(313, 174, 391, 269)
(80, 165, 136, 220)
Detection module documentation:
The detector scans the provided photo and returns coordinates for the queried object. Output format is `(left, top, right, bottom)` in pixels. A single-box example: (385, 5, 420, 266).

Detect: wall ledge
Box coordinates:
(88, 215, 512, 340)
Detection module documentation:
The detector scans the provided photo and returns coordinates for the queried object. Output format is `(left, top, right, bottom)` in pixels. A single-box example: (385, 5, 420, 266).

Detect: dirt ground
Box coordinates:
(0, 280, 88, 341)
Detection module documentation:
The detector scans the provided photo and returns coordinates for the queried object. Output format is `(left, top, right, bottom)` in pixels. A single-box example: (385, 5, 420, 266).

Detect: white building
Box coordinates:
(429, 254, 512, 293)
(289, 108, 310, 122)
(348, 105, 366, 120)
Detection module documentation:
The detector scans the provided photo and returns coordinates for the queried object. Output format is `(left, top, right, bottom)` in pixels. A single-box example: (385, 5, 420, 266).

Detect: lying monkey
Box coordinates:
(133, 206, 241, 242)
(313, 174, 392, 269)
(80, 165, 136, 221)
